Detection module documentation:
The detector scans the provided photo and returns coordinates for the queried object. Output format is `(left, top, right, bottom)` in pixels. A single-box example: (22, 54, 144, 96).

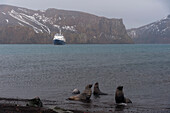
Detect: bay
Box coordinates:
(0, 44, 170, 112)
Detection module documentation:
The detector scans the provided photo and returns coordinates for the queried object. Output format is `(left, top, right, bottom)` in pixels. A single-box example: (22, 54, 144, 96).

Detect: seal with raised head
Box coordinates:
(68, 84, 93, 101)
(115, 86, 132, 104)
(93, 82, 108, 95)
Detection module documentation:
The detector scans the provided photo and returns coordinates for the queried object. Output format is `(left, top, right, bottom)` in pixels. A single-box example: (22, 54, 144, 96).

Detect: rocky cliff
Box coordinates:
(128, 15, 170, 44)
(0, 5, 133, 44)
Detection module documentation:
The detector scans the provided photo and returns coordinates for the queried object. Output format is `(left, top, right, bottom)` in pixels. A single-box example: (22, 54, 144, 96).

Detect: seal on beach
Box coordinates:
(72, 89, 80, 94)
(68, 84, 93, 101)
(93, 82, 108, 95)
(115, 86, 132, 104)
(26, 97, 43, 107)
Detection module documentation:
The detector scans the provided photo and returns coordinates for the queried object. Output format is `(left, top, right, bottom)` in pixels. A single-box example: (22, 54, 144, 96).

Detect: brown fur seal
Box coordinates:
(68, 84, 93, 101)
(115, 86, 132, 103)
(93, 82, 108, 95)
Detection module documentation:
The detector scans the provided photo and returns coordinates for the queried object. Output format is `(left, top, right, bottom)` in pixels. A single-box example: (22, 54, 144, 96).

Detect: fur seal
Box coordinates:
(93, 82, 108, 95)
(68, 84, 93, 101)
(115, 86, 132, 104)
(72, 89, 80, 94)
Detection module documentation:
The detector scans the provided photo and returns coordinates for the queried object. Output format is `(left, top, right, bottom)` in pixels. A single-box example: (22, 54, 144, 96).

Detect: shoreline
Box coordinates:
(0, 97, 87, 113)
(0, 97, 170, 113)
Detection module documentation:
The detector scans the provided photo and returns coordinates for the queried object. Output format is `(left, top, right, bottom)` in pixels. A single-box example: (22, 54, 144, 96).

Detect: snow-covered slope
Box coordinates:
(0, 7, 76, 34)
(0, 5, 133, 44)
(128, 15, 170, 44)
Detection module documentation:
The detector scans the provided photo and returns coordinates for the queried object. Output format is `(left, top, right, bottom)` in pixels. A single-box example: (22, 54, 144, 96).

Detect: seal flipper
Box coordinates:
(125, 98, 132, 103)
(68, 94, 81, 101)
(99, 92, 108, 95)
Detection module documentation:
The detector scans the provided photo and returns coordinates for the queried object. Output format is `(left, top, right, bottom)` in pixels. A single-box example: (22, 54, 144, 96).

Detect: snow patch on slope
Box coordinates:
(54, 25, 60, 29)
(18, 22, 24, 26)
(8, 9, 43, 33)
(128, 15, 170, 39)
(2, 12, 6, 15)
(161, 27, 170, 32)
(5, 19, 9, 23)
(18, 8, 29, 13)
(33, 13, 53, 24)
(62, 25, 76, 31)
(7, 9, 77, 33)
(54, 25, 76, 32)
(58, 17, 62, 20)
(20, 13, 50, 34)
(39, 10, 46, 13)
(8, 9, 51, 34)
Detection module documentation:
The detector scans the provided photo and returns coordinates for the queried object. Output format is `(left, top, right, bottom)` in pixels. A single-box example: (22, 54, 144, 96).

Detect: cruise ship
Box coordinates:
(53, 30, 66, 45)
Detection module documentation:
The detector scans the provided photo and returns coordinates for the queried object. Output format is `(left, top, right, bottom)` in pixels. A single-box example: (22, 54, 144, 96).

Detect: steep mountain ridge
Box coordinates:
(128, 15, 170, 44)
(0, 5, 133, 44)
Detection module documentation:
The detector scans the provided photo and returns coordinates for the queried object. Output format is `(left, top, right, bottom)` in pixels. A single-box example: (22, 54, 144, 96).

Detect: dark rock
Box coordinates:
(72, 89, 80, 94)
(26, 97, 43, 107)
(167, 15, 170, 19)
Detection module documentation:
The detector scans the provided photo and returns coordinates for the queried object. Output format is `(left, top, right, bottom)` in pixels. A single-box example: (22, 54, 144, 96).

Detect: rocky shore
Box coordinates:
(0, 97, 89, 113)
(0, 97, 169, 113)
(0, 104, 56, 113)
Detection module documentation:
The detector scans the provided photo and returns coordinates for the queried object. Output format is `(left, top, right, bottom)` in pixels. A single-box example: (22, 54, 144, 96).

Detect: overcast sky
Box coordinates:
(1, 0, 170, 29)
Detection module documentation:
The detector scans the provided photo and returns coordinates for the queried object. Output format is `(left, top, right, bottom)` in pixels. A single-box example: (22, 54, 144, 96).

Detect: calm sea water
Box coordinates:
(0, 44, 170, 112)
